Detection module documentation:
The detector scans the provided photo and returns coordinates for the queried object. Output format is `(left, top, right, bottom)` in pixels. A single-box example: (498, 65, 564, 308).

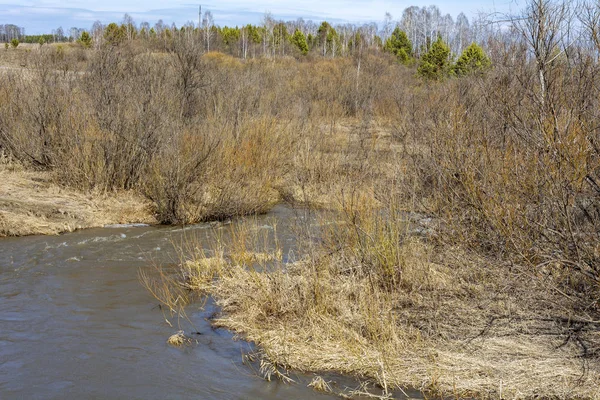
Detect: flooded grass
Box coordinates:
(149, 205, 600, 399)
(167, 331, 189, 347)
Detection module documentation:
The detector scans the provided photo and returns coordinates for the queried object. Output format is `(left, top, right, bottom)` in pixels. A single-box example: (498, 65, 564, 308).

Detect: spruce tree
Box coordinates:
(417, 35, 451, 80)
(78, 31, 92, 48)
(104, 23, 125, 46)
(290, 29, 308, 55)
(384, 27, 412, 63)
(317, 22, 339, 56)
(453, 42, 491, 76)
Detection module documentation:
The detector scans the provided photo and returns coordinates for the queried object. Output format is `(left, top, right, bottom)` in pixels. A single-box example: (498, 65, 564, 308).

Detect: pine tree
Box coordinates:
(453, 42, 491, 76)
(384, 27, 412, 63)
(10, 38, 19, 49)
(78, 31, 92, 48)
(104, 23, 125, 46)
(221, 26, 240, 47)
(417, 35, 451, 80)
(317, 22, 339, 56)
(290, 29, 308, 55)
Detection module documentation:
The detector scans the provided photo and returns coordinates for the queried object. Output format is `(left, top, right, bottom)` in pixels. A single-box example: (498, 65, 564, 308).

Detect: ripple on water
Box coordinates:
(104, 223, 150, 228)
(0, 205, 350, 400)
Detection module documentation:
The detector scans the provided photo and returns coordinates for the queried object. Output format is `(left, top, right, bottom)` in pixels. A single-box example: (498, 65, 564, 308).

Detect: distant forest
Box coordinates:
(2, 6, 487, 58)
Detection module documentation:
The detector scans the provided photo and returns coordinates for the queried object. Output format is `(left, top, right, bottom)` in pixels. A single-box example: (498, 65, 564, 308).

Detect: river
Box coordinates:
(0, 205, 418, 399)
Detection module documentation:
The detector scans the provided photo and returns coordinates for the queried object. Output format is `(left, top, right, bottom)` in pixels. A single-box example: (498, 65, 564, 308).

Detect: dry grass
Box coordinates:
(167, 331, 191, 347)
(160, 203, 600, 399)
(210, 252, 599, 399)
(1, 29, 599, 399)
(308, 376, 333, 393)
(0, 165, 154, 237)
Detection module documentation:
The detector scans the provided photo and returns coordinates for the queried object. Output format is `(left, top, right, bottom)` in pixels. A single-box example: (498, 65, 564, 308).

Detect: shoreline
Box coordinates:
(0, 166, 156, 237)
(168, 214, 600, 400)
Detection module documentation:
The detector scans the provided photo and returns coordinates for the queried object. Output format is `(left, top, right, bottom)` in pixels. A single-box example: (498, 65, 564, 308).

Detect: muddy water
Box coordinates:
(0, 205, 346, 399)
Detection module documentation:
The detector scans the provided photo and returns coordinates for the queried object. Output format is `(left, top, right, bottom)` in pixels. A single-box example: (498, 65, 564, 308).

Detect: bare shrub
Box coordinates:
(142, 128, 217, 224)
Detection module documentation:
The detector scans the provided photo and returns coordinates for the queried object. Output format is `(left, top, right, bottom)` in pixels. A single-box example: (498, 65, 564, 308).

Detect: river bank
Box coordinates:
(168, 205, 600, 400)
(0, 164, 155, 237)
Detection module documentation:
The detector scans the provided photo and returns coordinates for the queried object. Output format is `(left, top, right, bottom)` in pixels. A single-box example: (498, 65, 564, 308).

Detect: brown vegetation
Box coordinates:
(0, 38, 400, 227)
(2, 1, 600, 397)
(0, 157, 154, 236)
(167, 202, 599, 399)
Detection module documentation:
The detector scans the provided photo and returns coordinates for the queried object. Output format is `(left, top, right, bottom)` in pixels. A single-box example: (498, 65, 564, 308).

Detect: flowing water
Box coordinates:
(0, 205, 417, 399)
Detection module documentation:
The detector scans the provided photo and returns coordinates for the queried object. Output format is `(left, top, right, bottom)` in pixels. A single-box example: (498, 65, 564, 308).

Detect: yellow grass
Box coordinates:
(0, 165, 155, 237)
(167, 331, 190, 347)
(155, 207, 600, 399)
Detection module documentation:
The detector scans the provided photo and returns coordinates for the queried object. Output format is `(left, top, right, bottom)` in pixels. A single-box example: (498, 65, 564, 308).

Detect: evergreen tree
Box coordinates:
(290, 29, 308, 55)
(417, 35, 451, 80)
(246, 24, 262, 45)
(307, 33, 316, 48)
(384, 27, 412, 63)
(104, 23, 125, 46)
(273, 22, 289, 49)
(10, 38, 19, 48)
(453, 42, 491, 76)
(78, 31, 92, 48)
(221, 26, 240, 47)
(317, 22, 339, 56)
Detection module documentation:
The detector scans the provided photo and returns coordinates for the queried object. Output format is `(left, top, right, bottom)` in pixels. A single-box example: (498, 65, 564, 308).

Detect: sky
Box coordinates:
(1, 1, 521, 35)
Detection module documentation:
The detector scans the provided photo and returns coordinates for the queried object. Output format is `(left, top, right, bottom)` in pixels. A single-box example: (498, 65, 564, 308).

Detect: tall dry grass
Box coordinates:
(158, 193, 599, 399)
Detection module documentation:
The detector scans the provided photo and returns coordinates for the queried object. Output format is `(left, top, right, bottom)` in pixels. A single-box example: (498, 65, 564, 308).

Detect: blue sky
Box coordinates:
(2, 1, 519, 35)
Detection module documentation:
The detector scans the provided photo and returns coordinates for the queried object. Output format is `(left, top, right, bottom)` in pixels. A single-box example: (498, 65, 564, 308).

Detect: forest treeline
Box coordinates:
(84, 5, 480, 60)
(2, 0, 600, 397)
(5, 4, 489, 71)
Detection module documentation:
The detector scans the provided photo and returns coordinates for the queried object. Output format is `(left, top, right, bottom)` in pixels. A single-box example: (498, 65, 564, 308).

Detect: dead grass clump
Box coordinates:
(308, 376, 333, 393)
(259, 357, 295, 383)
(180, 255, 226, 291)
(167, 331, 191, 347)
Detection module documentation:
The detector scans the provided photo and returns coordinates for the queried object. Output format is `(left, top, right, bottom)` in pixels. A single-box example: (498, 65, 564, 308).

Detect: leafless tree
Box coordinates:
(579, 0, 600, 57)
(202, 10, 214, 52)
(513, 0, 573, 108)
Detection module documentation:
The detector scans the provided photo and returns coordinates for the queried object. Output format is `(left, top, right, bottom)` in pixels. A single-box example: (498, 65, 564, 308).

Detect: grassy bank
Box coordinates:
(155, 198, 599, 399)
(0, 158, 154, 236)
